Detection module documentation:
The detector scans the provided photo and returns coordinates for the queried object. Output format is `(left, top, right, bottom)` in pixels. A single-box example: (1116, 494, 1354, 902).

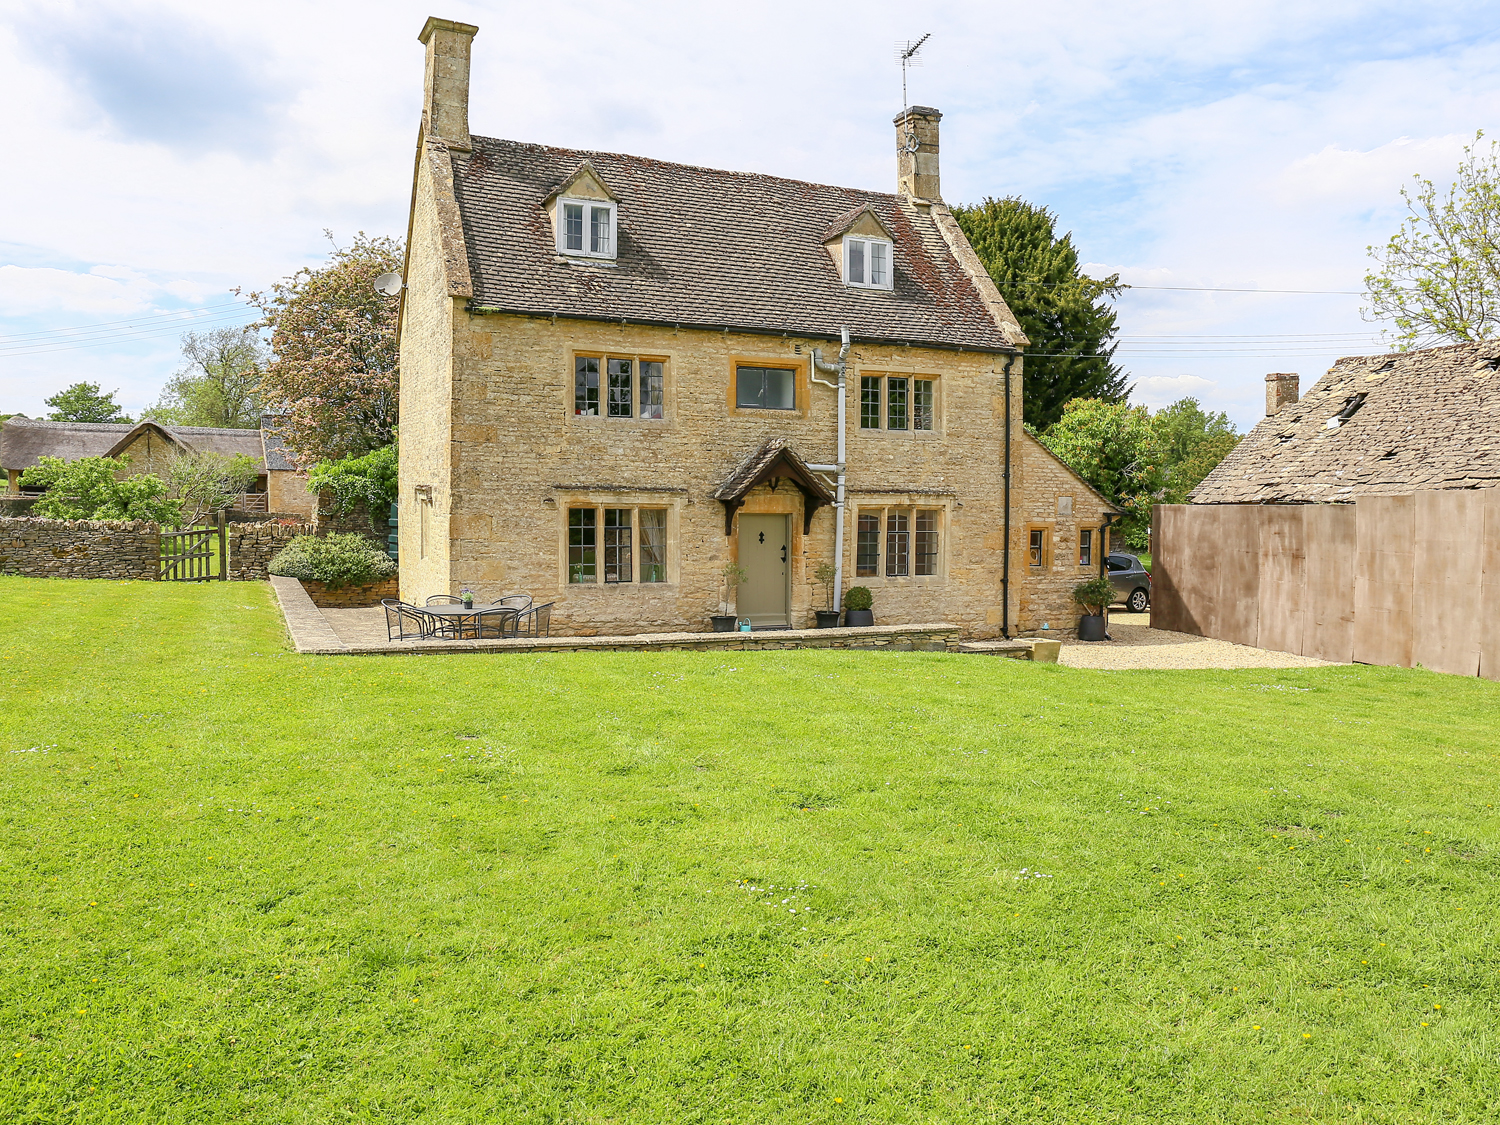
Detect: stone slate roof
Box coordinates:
(0, 417, 265, 474)
(1191, 341, 1500, 504)
(259, 416, 298, 472)
(449, 137, 1021, 352)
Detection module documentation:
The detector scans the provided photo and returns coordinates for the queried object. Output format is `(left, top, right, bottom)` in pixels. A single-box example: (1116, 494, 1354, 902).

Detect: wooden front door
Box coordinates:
(737, 514, 790, 627)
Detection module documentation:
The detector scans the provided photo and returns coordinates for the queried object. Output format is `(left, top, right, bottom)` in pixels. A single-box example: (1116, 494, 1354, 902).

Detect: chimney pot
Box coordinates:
(1265, 372, 1299, 416)
(418, 17, 479, 151)
(894, 106, 942, 201)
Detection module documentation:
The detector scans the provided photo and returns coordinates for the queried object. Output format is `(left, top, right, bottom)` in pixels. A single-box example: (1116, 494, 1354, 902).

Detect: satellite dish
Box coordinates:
(373, 272, 403, 297)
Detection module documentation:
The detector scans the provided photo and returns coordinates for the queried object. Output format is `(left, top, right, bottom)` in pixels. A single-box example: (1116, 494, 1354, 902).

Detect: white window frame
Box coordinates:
(556, 197, 618, 260)
(843, 236, 893, 290)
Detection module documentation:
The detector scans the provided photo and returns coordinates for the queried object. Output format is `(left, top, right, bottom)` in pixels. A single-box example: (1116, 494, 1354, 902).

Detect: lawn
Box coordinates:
(1, 576, 1497, 1123)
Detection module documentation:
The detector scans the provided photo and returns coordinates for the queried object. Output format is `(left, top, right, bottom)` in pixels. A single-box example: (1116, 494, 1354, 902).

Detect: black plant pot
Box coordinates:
(844, 609, 874, 628)
(815, 609, 842, 629)
(1077, 614, 1107, 641)
(710, 614, 738, 633)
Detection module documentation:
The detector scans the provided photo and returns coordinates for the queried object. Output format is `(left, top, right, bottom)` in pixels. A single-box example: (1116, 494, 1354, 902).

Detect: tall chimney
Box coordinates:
(1265, 372, 1299, 416)
(894, 106, 942, 201)
(418, 17, 479, 151)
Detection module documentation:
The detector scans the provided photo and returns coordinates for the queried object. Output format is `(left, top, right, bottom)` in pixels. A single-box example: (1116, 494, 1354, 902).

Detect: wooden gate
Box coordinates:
(160, 515, 227, 582)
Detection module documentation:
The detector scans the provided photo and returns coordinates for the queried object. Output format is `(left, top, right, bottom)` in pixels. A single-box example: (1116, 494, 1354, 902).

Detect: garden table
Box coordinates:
(422, 603, 520, 640)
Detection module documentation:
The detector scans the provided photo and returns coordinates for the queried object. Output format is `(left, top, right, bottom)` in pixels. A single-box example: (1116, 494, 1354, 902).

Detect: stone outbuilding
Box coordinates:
(1, 417, 265, 493)
(394, 16, 1116, 637)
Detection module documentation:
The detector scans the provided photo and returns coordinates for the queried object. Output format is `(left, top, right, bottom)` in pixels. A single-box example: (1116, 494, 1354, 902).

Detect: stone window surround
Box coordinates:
(849, 498, 950, 586)
(725, 354, 811, 419)
(855, 369, 942, 435)
(554, 492, 683, 589)
(568, 349, 671, 425)
(1027, 522, 1053, 569)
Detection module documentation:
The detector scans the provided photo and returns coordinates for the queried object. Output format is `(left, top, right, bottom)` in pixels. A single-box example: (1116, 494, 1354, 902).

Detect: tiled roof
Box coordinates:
(1190, 342, 1500, 504)
(449, 137, 1021, 352)
(259, 416, 298, 472)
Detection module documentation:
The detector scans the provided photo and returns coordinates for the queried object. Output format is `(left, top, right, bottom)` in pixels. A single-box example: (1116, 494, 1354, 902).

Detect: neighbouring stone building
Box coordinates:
(395, 17, 1116, 637)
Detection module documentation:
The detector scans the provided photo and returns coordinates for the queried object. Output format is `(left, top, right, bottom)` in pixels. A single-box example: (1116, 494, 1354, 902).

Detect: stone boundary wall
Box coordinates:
(0, 516, 160, 580)
(227, 521, 308, 581)
(0, 495, 39, 518)
(302, 577, 398, 608)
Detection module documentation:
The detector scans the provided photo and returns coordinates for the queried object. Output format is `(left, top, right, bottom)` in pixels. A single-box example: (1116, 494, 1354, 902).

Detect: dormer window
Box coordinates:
(844, 237, 892, 290)
(558, 198, 616, 259)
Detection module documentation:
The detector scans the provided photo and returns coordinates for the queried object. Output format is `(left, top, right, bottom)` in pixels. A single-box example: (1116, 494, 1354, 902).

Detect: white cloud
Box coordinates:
(0, 264, 160, 318)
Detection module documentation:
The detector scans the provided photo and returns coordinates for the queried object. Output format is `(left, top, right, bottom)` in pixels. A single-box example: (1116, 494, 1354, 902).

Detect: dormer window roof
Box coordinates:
(546, 161, 619, 261)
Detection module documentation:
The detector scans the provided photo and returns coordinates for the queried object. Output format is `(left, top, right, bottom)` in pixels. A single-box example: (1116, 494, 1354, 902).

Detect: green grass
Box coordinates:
(2, 576, 1498, 1123)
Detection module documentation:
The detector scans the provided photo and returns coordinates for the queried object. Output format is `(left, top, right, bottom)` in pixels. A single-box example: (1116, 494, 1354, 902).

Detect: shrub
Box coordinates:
(307, 443, 398, 517)
(842, 585, 873, 611)
(20, 455, 182, 526)
(269, 533, 396, 590)
(1072, 576, 1116, 615)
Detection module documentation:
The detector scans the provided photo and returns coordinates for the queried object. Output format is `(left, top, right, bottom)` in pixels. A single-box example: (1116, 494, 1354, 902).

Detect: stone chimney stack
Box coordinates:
(418, 17, 479, 151)
(1265, 372, 1300, 416)
(895, 106, 942, 201)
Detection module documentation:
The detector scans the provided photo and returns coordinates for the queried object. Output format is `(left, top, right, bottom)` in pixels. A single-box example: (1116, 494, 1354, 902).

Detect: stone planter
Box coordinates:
(301, 577, 398, 609)
(844, 609, 874, 628)
(1077, 614, 1107, 641)
(814, 609, 842, 628)
(710, 614, 738, 632)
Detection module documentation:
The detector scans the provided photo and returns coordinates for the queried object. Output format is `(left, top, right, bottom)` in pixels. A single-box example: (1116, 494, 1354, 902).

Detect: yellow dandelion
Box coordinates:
(835, 1097, 843, 1103)
(1434, 1004, 1441, 1010)
(1303, 1033, 1311, 1039)
(1253, 1025, 1261, 1030)
(865, 957, 872, 962)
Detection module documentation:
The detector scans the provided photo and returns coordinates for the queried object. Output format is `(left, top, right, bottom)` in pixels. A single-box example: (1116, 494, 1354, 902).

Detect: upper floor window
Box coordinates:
(736, 366, 796, 411)
(859, 374, 936, 431)
(844, 237, 892, 290)
(574, 354, 664, 419)
(558, 198, 616, 259)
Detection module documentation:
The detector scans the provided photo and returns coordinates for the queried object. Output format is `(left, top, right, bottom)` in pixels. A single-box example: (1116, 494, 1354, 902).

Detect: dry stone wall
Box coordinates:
(227, 521, 307, 580)
(301, 577, 397, 608)
(0, 517, 161, 580)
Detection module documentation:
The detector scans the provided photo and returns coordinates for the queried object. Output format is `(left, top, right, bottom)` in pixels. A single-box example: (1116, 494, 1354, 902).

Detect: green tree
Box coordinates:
(167, 451, 262, 525)
(144, 327, 267, 429)
(307, 443, 398, 518)
(1364, 133, 1500, 349)
(1039, 398, 1166, 549)
(243, 231, 402, 464)
(952, 197, 1128, 429)
(44, 383, 131, 423)
(1152, 397, 1241, 503)
(19, 456, 181, 524)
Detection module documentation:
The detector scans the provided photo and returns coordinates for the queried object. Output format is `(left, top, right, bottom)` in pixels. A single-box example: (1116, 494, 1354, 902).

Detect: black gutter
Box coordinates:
(1099, 512, 1119, 579)
(464, 303, 1023, 358)
(1001, 354, 1014, 639)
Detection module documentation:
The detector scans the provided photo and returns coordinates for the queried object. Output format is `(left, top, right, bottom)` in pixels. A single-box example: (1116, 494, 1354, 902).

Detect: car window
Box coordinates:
(1106, 555, 1129, 571)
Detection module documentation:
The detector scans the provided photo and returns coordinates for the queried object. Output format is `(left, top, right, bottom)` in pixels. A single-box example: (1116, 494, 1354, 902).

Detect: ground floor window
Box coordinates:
(1028, 525, 1052, 569)
(568, 505, 669, 584)
(1079, 528, 1094, 567)
(855, 506, 941, 578)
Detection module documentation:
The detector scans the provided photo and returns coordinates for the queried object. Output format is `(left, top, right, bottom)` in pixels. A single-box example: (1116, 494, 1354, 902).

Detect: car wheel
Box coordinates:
(1127, 588, 1149, 613)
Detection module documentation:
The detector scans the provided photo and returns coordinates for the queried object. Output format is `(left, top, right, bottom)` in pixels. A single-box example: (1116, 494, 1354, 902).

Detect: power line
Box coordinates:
(1119, 284, 1363, 295)
(0, 301, 255, 342)
(0, 310, 260, 358)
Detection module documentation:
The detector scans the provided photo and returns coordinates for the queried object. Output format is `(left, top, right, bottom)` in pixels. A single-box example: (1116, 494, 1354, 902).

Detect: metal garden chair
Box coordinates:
(382, 599, 433, 642)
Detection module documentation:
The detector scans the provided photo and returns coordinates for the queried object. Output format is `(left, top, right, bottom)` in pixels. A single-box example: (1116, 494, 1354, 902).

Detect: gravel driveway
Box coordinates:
(1056, 612, 1337, 670)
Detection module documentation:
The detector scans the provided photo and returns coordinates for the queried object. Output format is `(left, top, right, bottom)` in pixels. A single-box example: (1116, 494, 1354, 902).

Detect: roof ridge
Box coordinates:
(468, 134, 903, 202)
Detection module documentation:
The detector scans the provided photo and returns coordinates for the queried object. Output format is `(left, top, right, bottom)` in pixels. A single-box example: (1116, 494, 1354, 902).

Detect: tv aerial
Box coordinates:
(895, 33, 932, 154)
(373, 271, 403, 297)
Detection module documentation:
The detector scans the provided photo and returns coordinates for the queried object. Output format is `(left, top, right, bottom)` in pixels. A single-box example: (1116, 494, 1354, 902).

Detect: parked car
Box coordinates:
(1105, 553, 1151, 612)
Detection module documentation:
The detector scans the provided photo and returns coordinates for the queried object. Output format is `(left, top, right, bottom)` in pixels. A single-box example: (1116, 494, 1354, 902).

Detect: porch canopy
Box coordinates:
(711, 437, 835, 537)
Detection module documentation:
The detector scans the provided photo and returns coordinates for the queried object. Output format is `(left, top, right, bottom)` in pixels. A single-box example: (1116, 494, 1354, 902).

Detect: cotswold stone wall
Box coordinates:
(227, 521, 307, 581)
(0, 517, 160, 580)
(301, 577, 397, 608)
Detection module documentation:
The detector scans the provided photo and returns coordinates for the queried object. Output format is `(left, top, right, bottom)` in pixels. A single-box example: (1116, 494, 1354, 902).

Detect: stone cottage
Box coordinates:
(395, 16, 1116, 637)
(1, 418, 265, 493)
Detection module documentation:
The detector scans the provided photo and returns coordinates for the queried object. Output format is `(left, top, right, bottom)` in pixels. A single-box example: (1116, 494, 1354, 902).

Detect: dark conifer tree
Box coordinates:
(953, 197, 1128, 429)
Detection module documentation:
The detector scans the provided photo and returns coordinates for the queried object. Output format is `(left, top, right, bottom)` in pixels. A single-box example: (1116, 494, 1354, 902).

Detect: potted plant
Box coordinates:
(1072, 575, 1114, 642)
(843, 585, 874, 627)
(712, 562, 747, 632)
(460, 588, 475, 609)
(813, 562, 841, 628)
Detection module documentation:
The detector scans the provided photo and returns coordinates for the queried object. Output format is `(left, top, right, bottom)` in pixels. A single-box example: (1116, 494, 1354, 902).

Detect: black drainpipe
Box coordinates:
(1001, 355, 1015, 638)
(1098, 512, 1119, 578)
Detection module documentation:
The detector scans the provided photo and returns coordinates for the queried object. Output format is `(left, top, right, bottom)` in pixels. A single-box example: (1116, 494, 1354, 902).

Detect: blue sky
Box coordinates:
(2, 0, 1498, 429)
